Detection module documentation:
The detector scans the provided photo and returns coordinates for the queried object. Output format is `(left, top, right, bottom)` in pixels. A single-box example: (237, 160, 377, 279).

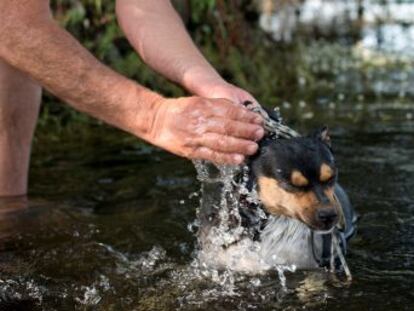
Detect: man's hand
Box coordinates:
(194, 81, 259, 106)
(117, 0, 264, 165)
(146, 96, 264, 164)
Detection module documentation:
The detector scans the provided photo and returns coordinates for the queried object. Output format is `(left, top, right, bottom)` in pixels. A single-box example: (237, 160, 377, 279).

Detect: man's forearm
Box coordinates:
(116, 0, 226, 96)
(0, 1, 264, 165)
(0, 2, 161, 140)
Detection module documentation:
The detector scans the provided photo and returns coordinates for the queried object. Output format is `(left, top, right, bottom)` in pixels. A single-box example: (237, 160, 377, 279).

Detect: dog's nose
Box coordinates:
(316, 208, 338, 227)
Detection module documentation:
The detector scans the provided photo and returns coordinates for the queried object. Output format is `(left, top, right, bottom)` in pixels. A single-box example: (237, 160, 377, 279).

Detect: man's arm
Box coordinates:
(0, 1, 160, 139)
(0, 1, 263, 164)
(116, 0, 256, 104)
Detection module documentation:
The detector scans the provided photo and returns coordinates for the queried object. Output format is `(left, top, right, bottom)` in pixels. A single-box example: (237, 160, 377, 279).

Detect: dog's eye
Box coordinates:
(282, 180, 310, 192)
(294, 184, 312, 191)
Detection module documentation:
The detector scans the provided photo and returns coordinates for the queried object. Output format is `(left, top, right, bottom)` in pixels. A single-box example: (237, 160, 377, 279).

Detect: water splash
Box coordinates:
(192, 159, 298, 289)
(96, 242, 167, 276)
(76, 286, 101, 306)
(0, 278, 45, 306)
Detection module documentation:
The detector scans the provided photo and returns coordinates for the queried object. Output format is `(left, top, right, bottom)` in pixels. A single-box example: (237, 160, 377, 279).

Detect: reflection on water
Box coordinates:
(1, 1, 414, 310)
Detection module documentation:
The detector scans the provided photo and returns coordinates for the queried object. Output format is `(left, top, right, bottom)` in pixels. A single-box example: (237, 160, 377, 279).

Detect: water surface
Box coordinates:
(1, 1, 414, 309)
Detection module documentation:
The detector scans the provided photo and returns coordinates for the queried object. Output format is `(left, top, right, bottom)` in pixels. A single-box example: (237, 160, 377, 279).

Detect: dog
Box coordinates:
(197, 119, 356, 274)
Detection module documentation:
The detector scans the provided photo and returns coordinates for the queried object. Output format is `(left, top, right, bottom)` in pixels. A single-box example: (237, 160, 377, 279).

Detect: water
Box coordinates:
(1, 2, 414, 310)
(1, 103, 412, 310)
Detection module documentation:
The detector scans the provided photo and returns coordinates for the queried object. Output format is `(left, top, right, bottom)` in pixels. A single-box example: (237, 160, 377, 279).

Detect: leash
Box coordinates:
(244, 101, 352, 281)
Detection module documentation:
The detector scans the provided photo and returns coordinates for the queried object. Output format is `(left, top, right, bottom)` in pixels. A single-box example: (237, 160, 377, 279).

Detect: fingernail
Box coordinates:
(254, 116, 263, 124)
(255, 128, 264, 140)
(233, 154, 244, 163)
(247, 144, 258, 154)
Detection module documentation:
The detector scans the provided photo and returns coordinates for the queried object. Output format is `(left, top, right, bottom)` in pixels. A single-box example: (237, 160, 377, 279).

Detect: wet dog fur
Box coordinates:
(198, 127, 355, 272)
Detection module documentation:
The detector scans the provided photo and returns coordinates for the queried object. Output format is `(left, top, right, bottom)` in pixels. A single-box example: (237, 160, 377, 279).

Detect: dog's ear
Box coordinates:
(314, 126, 331, 147)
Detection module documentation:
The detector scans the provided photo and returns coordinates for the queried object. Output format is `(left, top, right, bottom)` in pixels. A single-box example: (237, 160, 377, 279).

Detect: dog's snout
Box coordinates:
(316, 208, 338, 227)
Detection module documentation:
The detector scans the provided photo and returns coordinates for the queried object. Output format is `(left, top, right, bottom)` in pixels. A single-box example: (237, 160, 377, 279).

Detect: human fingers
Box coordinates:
(191, 147, 245, 165)
(233, 89, 259, 107)
(191, 133, 259, 156)
(205, 117, 264, 141)
(209, 98, 263, 125)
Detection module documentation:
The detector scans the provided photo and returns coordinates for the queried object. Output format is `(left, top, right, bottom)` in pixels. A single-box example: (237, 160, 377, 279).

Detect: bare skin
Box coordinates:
(0, 59, 41, 196)
(116, 0, 257, 104)
(0, 0, 263, 197)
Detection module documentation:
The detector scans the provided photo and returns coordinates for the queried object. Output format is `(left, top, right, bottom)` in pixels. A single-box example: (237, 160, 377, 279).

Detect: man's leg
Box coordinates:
(0, 58, 41, 196)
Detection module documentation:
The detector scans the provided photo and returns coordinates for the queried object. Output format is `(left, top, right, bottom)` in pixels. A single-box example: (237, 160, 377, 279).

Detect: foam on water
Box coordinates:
(76, 286, 102, 306)
(0, 278, 45, 306)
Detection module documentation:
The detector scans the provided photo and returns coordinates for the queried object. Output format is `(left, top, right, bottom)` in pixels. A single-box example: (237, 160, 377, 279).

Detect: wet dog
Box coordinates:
(197, 125, 356, 273)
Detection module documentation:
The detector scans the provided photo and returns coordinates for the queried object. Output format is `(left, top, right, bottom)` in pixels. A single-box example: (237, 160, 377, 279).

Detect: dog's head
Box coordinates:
(251, 127, 339, 231)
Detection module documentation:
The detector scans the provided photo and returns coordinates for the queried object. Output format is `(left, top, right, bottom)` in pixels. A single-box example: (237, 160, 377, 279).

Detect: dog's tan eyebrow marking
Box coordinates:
(257, 176, 319, 218)
(320, 163, 334, 182)
(257, 176, 285, 215)
(258, 176, 279, 199)
(291, 170, 309, 187)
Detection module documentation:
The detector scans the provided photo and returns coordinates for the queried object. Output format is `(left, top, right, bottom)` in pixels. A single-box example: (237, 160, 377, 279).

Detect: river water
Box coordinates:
(1, 1, 414, 310)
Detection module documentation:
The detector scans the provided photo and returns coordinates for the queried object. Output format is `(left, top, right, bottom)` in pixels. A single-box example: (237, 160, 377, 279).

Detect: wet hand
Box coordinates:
(196, 81, 259, 107)
(148, 96, 264, 165)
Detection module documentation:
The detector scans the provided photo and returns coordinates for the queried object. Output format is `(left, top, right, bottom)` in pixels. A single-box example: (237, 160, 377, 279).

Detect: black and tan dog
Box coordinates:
(198, 124, 356, 272)
(253, 128, 346, 232)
